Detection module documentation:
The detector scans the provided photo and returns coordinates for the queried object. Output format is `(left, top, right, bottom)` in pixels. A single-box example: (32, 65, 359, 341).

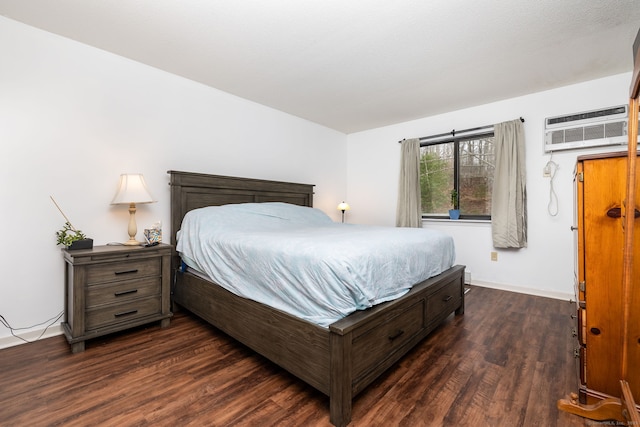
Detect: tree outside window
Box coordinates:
(420, 135, 495, 219)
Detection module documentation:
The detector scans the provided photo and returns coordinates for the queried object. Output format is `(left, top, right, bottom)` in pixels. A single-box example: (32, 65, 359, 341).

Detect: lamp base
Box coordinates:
(123, 203, 142, 246)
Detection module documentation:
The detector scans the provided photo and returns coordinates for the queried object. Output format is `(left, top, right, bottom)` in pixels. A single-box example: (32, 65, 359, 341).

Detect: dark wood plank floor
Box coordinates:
(0, 286, 593, 426)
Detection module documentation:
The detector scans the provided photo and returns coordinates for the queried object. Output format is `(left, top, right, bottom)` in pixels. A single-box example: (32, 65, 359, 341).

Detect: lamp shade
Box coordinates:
(111, 174, 155, 205)
(337, 202, 350, 211)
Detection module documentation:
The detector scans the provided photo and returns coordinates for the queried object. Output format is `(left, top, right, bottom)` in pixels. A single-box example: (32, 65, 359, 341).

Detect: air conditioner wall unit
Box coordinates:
(544, 105, 637, 152)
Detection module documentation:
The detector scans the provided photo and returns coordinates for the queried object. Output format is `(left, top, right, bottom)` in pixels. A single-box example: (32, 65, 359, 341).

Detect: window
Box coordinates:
(420, 132, 495, 220)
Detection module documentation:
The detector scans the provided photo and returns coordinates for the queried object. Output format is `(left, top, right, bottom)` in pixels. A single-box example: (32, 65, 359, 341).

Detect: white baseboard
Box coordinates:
(470, 280, 574, 302)
(0, 324, 63, 350)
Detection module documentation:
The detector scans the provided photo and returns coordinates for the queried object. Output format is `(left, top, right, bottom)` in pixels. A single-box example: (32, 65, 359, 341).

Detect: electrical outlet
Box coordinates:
(543, 164, 551, 177)
(491, 251, 498, 261)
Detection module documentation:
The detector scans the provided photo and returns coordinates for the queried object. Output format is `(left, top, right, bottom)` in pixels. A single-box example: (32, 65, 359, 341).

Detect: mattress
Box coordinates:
(177, 202, 455, 327)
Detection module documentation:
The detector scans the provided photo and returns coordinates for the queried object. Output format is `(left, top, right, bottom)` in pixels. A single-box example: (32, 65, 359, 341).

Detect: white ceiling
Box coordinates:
(1, 0, 639, 133)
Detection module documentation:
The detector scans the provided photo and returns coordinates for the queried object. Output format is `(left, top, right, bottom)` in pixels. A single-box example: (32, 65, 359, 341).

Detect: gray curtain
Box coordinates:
(396, 138, 422, 228)
(491, 120, 527, 248)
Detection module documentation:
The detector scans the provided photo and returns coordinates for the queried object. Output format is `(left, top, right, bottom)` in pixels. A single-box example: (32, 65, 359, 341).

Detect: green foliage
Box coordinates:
(55, 222, 87, 247)
(450, 189, 459, 210)
(420, 150, 452, 213)
(419, 137, 495, 217)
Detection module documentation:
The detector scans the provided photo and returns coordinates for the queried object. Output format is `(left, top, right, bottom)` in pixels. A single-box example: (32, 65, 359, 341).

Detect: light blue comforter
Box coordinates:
(177, 202, 455, 327)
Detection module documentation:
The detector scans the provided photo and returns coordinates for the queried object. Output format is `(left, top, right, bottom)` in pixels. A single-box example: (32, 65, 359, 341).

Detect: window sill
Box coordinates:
(422, 217, 490, 225)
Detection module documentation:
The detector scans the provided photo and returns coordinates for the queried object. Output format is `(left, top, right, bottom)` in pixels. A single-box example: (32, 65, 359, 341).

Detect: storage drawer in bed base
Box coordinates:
(331, 270, 464, 398)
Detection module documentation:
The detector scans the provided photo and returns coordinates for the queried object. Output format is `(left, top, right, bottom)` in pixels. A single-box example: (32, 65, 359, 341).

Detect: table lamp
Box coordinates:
(111, 173, 155, 245)
(337, 201, 350, 223)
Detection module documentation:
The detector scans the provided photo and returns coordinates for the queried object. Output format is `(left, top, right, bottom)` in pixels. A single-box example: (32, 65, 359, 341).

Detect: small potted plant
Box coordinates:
(56, 221, 93, 250)
(51, 196, 93, 250)
(449, 189, 460, 220)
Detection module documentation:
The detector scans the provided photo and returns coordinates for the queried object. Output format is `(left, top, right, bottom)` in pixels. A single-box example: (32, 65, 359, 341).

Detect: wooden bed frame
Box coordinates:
(168, 170, 465, 426)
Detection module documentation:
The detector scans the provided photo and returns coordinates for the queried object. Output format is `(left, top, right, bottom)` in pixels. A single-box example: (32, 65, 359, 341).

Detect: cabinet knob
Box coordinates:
(590, 327, 601, 335)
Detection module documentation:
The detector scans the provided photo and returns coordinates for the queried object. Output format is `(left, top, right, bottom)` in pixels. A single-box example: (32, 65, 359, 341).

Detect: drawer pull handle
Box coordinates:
(114, 289, 138, 297)
(115, 269, 138, 275)
(114, 309, 138, 318)
(443, 295, 453, 302)
(388, 330, 405, 341)
(590, 327, 601, 335)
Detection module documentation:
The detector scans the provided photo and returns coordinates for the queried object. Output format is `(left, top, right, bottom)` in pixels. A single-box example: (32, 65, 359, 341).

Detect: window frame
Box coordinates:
(420, 130, 494, 221)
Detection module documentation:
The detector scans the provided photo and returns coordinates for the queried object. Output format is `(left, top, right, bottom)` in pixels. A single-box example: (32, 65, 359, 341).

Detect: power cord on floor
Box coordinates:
(0, 310, 64, 344)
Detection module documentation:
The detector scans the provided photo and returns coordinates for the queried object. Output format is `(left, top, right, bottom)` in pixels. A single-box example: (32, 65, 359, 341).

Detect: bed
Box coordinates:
(168, 170, 465, 426)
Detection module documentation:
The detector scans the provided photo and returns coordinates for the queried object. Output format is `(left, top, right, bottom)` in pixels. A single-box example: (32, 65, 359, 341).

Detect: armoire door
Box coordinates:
(579, 153, 640, 401)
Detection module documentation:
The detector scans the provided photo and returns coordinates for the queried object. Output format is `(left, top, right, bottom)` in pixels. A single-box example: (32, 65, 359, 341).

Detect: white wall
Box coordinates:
(346, 73, 632, 299)
(1, 15, 632, 348)
(0, 17, 348, 347)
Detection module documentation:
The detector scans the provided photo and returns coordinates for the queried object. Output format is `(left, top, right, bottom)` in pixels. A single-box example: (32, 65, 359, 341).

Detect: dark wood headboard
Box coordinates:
(167, 170, 315, 246)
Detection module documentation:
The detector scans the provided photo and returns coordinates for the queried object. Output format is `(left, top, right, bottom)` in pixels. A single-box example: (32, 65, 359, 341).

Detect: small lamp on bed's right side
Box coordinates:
(337, 201, 350, 223)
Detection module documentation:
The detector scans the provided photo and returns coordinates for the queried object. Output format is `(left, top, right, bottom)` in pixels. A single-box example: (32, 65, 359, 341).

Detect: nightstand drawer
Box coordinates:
(86, 296, 162, 330)
(86, 277, 161, 308)
(86, 258, 161, 284)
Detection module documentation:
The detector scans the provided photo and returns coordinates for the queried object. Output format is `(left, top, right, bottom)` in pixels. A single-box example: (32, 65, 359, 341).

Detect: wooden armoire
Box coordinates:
(574, 152, 640, 403)
(558, 26, 640, 424)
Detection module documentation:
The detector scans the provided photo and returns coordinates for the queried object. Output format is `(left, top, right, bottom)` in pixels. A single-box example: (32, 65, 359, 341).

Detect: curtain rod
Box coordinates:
(398, 117, 525, 144)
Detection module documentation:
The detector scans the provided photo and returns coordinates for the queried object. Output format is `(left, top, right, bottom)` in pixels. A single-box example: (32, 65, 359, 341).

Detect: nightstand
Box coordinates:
(61, 243, 173, 353)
